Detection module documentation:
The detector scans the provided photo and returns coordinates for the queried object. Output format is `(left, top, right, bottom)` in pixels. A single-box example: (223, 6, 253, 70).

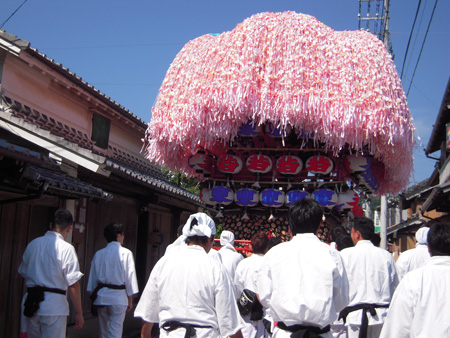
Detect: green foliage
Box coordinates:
(162, 168, 200, 195)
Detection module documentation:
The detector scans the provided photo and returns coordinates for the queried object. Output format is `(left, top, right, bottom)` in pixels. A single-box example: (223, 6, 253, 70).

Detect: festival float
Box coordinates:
(142, 12, 415, 242)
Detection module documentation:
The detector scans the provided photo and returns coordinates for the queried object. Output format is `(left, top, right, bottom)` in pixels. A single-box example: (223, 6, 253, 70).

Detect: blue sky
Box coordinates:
(2, 0, 449, 189)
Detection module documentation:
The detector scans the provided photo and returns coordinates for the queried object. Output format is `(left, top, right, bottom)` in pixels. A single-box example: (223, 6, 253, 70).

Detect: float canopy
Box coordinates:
(143, 11, 415, 195)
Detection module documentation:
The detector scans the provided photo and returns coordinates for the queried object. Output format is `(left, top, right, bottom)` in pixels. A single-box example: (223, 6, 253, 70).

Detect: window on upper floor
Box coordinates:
(91, 114, 110, 149)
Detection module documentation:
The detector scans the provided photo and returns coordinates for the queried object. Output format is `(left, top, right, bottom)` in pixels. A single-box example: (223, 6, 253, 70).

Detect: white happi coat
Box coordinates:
(135, 245, 243, 338)
(395, 244, 430, 280)
(87, 241, 139, 306)
(18, 231, 83, 316)
(219, 244, 244, 280)
(339, 240, 399, 327)
(380, 256, 450, 338)
(235, 253, 267, 338)
(258, 234, 349, 337)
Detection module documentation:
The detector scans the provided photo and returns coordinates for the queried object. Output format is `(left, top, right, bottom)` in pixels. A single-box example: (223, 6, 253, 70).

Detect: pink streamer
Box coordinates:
(142, 11, 415, 195)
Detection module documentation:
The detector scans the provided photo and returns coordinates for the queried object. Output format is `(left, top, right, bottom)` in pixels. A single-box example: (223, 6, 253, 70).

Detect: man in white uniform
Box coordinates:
(380, 222, 450, 337)
(18, 209, 84, 338)
(258, 198, 349, 338)
(87, 223, 139, 338)
(235, 232, 270, 338)
(339, 217, 399, 338)
(219, 230, 244, 280)
(135, 212, 244, 338)
(395, 227, 430, 280)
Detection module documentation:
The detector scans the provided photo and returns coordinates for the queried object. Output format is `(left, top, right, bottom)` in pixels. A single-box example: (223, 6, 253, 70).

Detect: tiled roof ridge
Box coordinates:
(3, 95, 96, 151)
(0, 29, 147, 127)
(2, 94, 166, 179)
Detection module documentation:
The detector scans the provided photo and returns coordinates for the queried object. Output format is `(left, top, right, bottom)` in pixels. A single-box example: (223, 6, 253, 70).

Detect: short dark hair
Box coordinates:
(177, 224, 184, 236)
(330, 226, 347, 242)
(185, 236, 209, 246)
(52, 209, 73, 230)
(336, 234, 354, 251)
(428, 222, 450, 256)
(352, 217, 374, 240)
(104, 223, 124, 243)
(370, 233, 381, 247)
(251, 232, 269, 254)
(269, 236, 282, 249)
(289, 198, 323, 235)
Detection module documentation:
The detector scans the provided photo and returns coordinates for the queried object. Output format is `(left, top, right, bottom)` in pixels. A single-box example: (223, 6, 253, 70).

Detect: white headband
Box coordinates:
(220, 230, 235, 246)
(415, 227, 429, 244)
(182, 213, 216, 238)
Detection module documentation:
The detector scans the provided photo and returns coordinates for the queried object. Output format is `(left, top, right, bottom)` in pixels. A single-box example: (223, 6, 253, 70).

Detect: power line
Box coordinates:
(0, 0, 28, 29)
(406, 0, 439, 96)
(400, 0, 422, 81)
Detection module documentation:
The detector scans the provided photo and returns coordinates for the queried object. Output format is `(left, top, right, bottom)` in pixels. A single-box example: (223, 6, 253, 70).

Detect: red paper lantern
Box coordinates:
(217, 154, 243, 174)
(276, 155, 303, 175)
(344, 155, 370, 173)
(246, 154, 273, 174)
(188, 151, 211, 174)
(335, 190, 359, 211)
(305, 155, 334, 175)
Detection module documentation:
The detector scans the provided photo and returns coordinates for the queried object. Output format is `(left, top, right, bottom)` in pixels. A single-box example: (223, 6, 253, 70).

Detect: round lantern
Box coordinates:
(358, 171, 379, 192)
(335, 190, 359, 211)
(246, 154, 273, 174)
(234, 188, 259, 207)
(285, 190, 310, 206)
(188, 151, 211, 174)
(238, 120, 262, 137)
(276, 155, 303, 175)
(344, 155, 370, 173)
(306, 155, 334, 175)
(217, 154, 243, 175)
(313, 189, 338, 209)
(200, 188, 216, 205)
(260, 189, 285, 208)
(210, 186, 234, 206)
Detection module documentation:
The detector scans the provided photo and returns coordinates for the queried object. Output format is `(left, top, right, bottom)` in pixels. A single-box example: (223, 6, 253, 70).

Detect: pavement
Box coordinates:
(66, 312, 142, 338)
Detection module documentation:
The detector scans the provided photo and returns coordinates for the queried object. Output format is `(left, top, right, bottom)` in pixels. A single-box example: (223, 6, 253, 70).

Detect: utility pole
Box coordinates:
(358, 0, 392, 249)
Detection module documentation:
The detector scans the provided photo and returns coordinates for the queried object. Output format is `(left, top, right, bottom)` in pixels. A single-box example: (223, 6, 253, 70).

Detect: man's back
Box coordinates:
(135, 245, 242, 337)
(395, 244, 430, 280)
(18, 231, 82, 316)
(380, 256, 450, 337)
(219, 245, 243, 280)
(340, 240, 398, 325)
(258, 233, 349, 328)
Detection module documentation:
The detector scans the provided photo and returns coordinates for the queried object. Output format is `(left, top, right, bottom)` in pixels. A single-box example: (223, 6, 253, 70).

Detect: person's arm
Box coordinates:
(68, 281, 84, 329)
(127, 295, 133, 312)
(230, 330, 244, 338)
(141, 321, 153, 338)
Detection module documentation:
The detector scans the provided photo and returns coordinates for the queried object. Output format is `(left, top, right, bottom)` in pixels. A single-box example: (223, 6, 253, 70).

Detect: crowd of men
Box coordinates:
(18, 198, 450, 338)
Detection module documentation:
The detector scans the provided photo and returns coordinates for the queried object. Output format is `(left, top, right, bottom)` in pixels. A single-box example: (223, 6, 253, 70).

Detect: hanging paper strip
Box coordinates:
(143, 11, 415, 195)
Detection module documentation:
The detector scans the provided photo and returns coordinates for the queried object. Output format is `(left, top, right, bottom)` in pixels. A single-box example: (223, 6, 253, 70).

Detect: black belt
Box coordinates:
(338, 303, 389, 338)
(24, 286, 66, 317)
(278, 321, 330, 338)
(90, 283, 126, 316)
(162, 321, 213, 338)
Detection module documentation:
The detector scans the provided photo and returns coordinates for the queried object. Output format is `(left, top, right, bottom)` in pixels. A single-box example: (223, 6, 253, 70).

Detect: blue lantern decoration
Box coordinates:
(285, 190, 310, 206)
(358, 171, 379, 193)
(313, 189, 338, 209)
(238, 120, 262, 137)
(335, 190, 359, 211)
(234, 188, 259, 207)
(188, 151, 211, 174)
(210, 186, 234, 206)
(200, 188, 216, 205)
(260, 188, 285, 208)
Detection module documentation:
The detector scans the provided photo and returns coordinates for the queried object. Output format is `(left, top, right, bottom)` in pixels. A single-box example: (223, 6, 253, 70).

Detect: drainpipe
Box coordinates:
(380, 195, 388, 250)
